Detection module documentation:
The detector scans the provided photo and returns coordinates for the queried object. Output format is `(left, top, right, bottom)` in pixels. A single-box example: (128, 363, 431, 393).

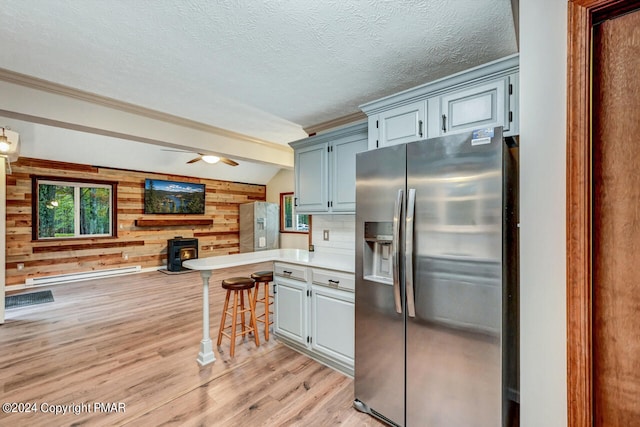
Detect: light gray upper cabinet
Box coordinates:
(290, 122, 368, 214)
(293, 142, 328, 212)
(435, 78, 507, 135)
(376, 102, 426, 148)
(362, 54, 519, 149)
(331, 133, 368, 212)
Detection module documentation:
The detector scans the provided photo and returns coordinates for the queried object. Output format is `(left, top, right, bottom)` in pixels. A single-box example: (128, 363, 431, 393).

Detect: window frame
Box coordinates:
(31, 175, 118, 241)
(279, 192, 309, 234)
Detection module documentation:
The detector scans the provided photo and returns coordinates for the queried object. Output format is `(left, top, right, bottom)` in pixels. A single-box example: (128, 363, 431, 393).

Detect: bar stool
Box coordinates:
(217, 277, 260, 357)
(251, 270, 274, 341)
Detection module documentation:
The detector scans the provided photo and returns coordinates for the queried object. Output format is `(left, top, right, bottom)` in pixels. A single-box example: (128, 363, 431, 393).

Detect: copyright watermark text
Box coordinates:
(2, 401, 126, 415)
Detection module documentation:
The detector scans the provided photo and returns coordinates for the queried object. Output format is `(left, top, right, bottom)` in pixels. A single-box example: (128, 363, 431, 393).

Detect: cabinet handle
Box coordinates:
(283, 270, 292, 275)
(328, 279, 340, 285)
(442, 114, 447, 133)
(294, 197, 298, 207)
(418, 120, 423, 138)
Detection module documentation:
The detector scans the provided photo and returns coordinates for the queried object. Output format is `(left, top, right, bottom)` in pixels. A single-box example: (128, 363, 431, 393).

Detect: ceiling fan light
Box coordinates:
(201, 155, 220, 164)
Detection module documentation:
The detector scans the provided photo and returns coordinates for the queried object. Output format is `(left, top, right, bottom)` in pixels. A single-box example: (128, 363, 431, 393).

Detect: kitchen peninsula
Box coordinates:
(183, 249, 355, 373)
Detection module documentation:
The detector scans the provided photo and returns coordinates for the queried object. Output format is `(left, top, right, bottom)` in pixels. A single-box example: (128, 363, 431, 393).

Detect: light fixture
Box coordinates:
(0, 128, 10, 153)
(201, 155, 220, 164)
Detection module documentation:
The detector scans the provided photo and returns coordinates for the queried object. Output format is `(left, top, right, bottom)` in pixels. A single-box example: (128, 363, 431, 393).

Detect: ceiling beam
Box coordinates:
(0, 68, 293, 168)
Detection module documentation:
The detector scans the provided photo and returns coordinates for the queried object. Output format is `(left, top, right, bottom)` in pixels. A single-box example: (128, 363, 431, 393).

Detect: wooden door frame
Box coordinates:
(567, 0, 640, 425)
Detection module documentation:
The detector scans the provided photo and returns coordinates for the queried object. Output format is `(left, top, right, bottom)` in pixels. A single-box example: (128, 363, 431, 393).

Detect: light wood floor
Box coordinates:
(0, 264, 382, 426)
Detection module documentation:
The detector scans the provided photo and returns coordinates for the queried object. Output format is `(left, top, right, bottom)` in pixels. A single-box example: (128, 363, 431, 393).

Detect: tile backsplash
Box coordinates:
(312, 215, 355, 254)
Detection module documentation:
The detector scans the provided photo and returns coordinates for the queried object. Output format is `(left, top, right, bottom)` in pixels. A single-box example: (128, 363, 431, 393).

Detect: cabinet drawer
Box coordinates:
(311, 268, 355, 292)
(274, 263, 308, 282)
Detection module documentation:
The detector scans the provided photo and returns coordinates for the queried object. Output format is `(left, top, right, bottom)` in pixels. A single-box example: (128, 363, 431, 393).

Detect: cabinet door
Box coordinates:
(330, 135, 368, 213)
(439, 78, 508, 136)
(274, 277, 308, 346)
(377, 101, 426, 148)
(294, 142, 328, 213)
(310, 285, 354, 367)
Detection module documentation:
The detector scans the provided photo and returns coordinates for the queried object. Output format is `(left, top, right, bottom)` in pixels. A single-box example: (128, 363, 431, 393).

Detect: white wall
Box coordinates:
(311, 215, 355, 254)
(520, 1, 567, 426)
(266, 168, 308, 250)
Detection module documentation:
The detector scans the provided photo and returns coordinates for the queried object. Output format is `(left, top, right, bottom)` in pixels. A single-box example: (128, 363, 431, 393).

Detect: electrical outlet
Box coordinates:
(323, 230, 330, 241)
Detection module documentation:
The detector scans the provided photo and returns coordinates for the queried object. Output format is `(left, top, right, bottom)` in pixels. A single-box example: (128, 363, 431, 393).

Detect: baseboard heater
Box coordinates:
(25, 266, 142, 287)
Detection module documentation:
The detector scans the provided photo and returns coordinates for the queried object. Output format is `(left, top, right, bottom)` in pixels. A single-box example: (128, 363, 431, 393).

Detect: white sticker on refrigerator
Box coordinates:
(472, 128, 495, 139)
(471, 137, 491, 146)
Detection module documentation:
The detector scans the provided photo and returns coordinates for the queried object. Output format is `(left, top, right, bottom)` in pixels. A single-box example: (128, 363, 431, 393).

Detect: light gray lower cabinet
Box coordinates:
(273, 275, 308, 346)
(273, 262, 355, 375)
(310, 285, 354, 367)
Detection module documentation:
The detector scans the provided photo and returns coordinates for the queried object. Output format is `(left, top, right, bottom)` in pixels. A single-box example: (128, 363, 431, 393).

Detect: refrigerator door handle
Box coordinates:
(406, 188, 416, 318)
(392, 189, 403, 314)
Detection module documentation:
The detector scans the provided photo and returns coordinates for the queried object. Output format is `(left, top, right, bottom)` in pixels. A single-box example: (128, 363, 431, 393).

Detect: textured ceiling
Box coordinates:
(0, 0, 517, 146)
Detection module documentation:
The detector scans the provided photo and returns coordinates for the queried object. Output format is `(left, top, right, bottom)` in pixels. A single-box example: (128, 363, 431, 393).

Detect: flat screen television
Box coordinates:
(144, 179, 206, 214)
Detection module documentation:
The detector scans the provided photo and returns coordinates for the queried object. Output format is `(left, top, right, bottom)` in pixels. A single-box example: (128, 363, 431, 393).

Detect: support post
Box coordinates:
(196, 270, 216, 366)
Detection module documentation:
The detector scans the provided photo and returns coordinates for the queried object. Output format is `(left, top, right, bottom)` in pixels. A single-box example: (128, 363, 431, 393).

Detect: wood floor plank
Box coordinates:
(0, 266, 381, 427)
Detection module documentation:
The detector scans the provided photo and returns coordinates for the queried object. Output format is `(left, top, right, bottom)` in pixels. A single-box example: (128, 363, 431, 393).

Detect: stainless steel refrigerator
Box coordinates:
(353, 127, 519, 426)
(239, 202, 279, 253)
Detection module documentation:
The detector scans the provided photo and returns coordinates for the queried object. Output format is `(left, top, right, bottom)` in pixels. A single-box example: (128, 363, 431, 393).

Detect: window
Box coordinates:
(33, 176, 117, 240)
(280, 192, 309, 233)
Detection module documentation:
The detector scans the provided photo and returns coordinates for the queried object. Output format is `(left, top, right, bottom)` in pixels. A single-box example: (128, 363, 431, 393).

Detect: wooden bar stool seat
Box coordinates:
(251, 270, 274, 341)
(217, 277, 260, 358)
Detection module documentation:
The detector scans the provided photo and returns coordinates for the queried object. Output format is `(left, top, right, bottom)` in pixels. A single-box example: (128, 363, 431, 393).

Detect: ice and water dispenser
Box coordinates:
(363, 221, 394, 284)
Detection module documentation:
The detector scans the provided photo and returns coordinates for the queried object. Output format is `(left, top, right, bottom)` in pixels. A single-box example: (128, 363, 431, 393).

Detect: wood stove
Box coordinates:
(167, 237, 198, 272)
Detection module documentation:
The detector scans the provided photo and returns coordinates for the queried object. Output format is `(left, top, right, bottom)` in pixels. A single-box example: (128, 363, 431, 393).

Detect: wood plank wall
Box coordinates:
(5, 157, 266, 286)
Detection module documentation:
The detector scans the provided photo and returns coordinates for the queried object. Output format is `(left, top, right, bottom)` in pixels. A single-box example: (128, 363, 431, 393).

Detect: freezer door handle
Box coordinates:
(406, 188, 416, 318)
(392, 189, 403, 314)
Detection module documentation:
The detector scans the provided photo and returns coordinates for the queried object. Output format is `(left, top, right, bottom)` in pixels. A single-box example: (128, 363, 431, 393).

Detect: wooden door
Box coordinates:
(567, 1, 640, 425)
(592, 9, 640, 425)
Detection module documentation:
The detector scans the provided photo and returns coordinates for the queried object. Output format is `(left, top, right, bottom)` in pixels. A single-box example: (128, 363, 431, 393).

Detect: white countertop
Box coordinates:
(182, 249, 355, 273)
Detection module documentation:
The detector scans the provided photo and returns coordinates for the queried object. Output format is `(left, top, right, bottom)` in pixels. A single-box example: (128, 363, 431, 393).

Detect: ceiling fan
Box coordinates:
(162, 149, 239, 166)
